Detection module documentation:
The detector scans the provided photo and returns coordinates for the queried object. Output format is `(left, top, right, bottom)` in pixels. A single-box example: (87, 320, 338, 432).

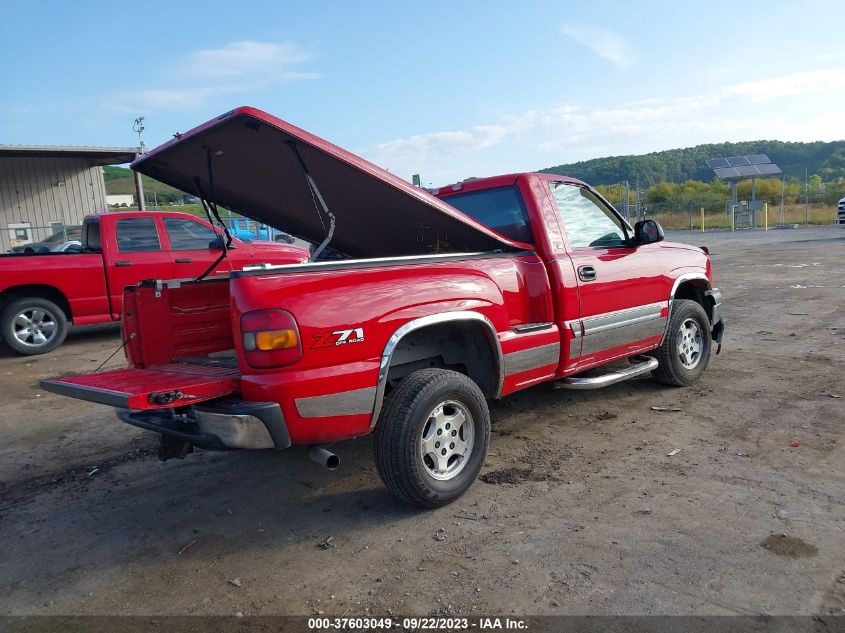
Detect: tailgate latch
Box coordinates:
(148, 390, 194, 405)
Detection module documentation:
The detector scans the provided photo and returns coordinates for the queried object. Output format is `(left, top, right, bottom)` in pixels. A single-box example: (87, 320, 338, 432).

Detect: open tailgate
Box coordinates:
(40, 364, 239, 410)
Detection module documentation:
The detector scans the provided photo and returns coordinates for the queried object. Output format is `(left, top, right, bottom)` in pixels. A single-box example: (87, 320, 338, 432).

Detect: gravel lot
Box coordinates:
(0, 226, 843, 616)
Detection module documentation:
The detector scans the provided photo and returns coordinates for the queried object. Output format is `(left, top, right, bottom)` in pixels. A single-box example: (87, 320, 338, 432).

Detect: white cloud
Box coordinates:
(560, 24, 636, 70)
(107, 88, 218, 113)
(373, 125, 507, 158)
(103, 40, 319, 114)
(724, 67, 845, 100)
(177, 40, 316, 80)
(360, 67, 845, 185)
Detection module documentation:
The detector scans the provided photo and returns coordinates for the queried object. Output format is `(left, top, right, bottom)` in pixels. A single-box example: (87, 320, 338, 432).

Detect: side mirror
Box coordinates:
(634, 219, 664, 245)
(209, 236, 237, 250)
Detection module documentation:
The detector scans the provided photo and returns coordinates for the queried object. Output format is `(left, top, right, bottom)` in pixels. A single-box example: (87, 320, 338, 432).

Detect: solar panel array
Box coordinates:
(706, 154, 782, 180)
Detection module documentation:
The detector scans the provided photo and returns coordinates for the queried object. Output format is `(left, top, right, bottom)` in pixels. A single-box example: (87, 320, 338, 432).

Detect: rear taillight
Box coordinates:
(241, 309, 302, 369)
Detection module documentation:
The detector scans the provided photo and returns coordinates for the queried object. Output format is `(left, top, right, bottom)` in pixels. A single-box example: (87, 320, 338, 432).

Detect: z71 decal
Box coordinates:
(311, 328, 365, 349)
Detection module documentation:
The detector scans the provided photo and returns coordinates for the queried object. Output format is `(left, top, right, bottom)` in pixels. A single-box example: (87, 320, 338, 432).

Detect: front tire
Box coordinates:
(0, 297, 68, 355)
(652, 299, 711, 386)
(374, 369, 490, 508)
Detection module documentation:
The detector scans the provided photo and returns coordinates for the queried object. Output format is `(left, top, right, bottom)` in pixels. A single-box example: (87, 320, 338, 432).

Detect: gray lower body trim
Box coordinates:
(503, 342, 560, 376)
(296, 386, 378, 418)
(580, 303, 665, 356)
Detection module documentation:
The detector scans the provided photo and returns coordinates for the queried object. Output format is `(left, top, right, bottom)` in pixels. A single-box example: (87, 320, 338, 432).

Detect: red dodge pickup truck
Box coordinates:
(0, 211, 308, 355)
(42, 107, 724, 507)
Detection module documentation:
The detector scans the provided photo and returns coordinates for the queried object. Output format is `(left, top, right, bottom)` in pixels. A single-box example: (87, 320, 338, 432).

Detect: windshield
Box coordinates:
(439, 186, 533, 244)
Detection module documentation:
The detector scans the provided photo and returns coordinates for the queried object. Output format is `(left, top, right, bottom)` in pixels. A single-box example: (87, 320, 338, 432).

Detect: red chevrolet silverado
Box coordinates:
(0, 211, 308, 355)
(42, 107, 724, 508)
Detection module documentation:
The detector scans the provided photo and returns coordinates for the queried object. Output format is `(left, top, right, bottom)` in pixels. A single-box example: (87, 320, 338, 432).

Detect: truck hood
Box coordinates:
(132, 107, 530, 258)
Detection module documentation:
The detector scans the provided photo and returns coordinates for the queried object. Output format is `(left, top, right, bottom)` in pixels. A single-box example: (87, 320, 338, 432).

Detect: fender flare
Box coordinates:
(370, 311, 504, 429)
(661, 272, 711, 344)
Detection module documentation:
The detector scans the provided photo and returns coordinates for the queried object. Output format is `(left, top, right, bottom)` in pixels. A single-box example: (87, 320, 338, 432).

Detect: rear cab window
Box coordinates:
(115, 217, 161, 253)
(439, 186, 534, 244)
(83, 220, 102, 252)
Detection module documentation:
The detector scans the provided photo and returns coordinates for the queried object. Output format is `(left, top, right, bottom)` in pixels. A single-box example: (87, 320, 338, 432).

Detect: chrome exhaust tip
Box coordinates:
(308, 446, 339, 470)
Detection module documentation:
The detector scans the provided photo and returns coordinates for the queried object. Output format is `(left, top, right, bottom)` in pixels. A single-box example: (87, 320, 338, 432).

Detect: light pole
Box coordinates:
(132, 117, 147, 211)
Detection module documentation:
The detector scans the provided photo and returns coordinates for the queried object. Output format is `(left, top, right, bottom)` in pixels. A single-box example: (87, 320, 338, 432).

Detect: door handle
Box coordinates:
(578, 265, 597, 282)
(115, 261, 132, 267)
(175, 258, 193, 264)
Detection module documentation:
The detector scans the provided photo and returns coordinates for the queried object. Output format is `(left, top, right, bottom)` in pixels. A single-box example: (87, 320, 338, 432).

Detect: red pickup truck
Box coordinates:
(0, 211, 308, 355)
(42, 107, 724, 507)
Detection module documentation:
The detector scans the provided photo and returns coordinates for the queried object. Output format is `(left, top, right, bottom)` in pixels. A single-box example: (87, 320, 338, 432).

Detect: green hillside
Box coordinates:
(539, 140, 845, 186)
(104, 139, 845, 205)
(104, 165, 188, 203)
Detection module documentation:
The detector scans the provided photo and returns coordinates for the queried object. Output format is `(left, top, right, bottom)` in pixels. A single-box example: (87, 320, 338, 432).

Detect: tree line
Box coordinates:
(539, 139, 845, 186)
(593, 174, 844, 214)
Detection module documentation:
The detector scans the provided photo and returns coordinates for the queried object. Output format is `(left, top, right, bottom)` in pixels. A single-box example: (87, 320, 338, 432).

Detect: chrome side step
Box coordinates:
(554, 356, 658, 390)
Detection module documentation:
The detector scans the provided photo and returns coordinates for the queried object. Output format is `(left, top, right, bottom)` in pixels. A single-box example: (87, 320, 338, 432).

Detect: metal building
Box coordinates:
(0, 145, 141, 251)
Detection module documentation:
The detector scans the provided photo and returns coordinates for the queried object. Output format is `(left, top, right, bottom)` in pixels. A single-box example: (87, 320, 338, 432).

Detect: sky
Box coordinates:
(1, 0, 844, 185)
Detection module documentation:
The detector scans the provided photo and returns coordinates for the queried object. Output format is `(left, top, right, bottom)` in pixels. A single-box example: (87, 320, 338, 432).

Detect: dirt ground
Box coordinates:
(0, 227, 843, 617)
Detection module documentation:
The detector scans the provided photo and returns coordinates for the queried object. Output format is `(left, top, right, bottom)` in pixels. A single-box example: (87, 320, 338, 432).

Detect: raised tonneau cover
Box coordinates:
(131, 106, 533, 259)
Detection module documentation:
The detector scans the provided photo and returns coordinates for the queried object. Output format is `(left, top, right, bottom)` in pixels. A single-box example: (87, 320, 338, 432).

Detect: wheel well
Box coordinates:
(385, 321, 499, 398)
(0, 285, 72, 321)
(673, 280, 713, 321)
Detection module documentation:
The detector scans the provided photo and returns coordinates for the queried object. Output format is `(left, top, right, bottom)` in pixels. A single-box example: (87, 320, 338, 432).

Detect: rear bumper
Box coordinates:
(117, 399, 291, 450)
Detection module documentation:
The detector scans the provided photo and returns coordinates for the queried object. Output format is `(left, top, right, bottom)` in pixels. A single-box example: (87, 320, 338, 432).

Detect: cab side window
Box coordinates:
(164, 218, 217, 250)
(549, 182, 627, 249)
(116, 217, 161, 252)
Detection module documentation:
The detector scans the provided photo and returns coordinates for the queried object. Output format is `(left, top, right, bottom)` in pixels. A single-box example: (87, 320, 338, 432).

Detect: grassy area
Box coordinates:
(649, 203, 836, 231)
(106, 176, 183, 197)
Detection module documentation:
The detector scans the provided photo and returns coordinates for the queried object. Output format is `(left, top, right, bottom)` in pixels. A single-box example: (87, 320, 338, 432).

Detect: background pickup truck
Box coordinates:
(42, 107, 724, 508)
(0, 210, 308, 355)
(226, 217, 296, 243)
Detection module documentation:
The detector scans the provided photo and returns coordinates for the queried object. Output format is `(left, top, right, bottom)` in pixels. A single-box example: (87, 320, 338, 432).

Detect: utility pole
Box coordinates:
(625, 180, 631, 218)
(635, 177, 640, 221)
(780, 175, 785, 226)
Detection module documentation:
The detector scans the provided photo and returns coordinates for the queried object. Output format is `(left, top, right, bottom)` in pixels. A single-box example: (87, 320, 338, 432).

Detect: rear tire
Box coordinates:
(652, 299, 711, 386)
(374, 369, 490, 508)
(0, 297, 68, 356)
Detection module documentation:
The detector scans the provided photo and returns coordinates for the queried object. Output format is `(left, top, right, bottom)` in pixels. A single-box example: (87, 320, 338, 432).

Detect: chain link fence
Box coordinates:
(1, 223, 81, 254)
(604, 195, 837, 232)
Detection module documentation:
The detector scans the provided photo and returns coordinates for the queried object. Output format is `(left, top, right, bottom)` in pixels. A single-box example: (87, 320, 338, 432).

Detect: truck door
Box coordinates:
(548, 182, 665, 368)
(161, 216, 233, 280)
(106, 216, 173, 318)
